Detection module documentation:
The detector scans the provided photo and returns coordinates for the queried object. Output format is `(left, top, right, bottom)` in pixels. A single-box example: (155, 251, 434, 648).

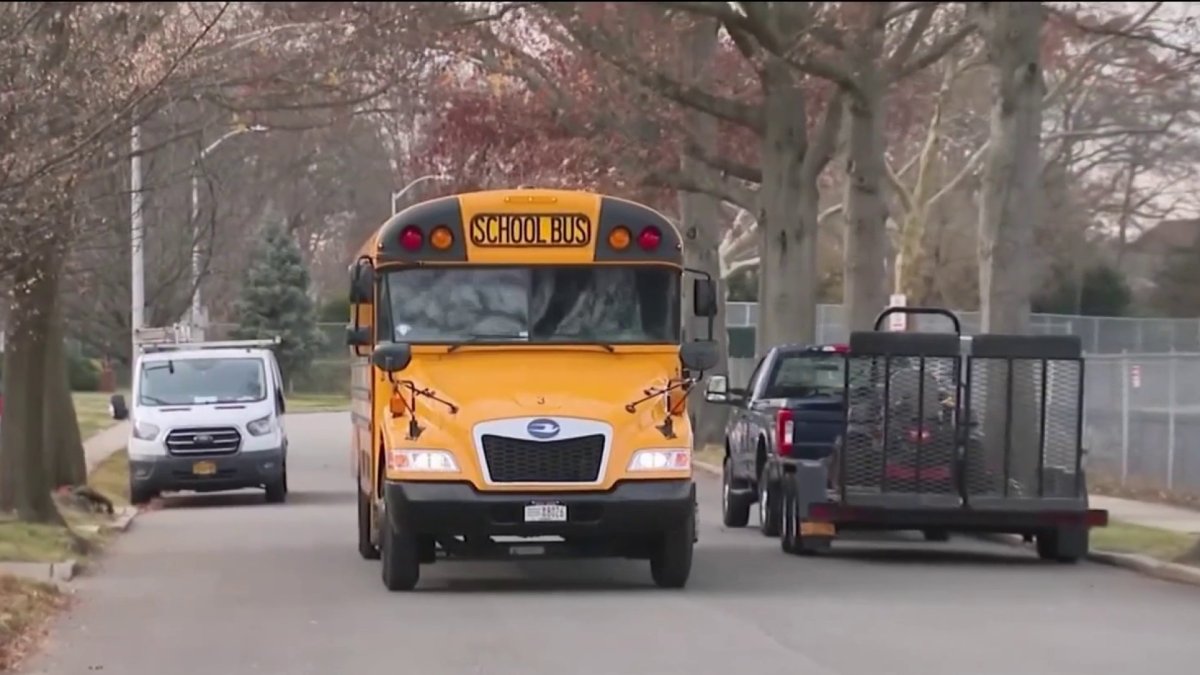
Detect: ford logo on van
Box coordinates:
(527, 418, 560, 440)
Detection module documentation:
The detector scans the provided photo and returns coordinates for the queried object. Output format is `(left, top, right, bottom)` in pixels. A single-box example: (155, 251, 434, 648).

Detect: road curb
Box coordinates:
(987, 533, 1200, 588)
(0, 559, 78, 587)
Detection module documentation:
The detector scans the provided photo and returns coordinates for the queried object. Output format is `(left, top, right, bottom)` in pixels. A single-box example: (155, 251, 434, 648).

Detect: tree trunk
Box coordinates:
(841, 66, 890, 334)
(44, 287, 87, 488)
(0, 257, 65, 524)
(973, 2, 1045, 496)
(755, 60, 818, 356)
(677, 18, 729, 448)
(975, 1, 1043, 336)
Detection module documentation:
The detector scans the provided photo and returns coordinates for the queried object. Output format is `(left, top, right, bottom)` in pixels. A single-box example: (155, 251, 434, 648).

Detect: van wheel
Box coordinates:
(265, 477, 286, 504)
(130, 482, 157, 507)
(380, 507, 421, 591)
(650, 510, 695, 589)
(357, 488, 380, 560)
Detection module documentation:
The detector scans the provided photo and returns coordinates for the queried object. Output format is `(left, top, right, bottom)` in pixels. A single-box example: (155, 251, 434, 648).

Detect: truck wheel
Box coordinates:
(380, 508, 421, 591)
(650, 511, 695, 589)
(780, 478, 828, 557)
(357, 489, 380, 560)
(1037, 526, 1088, 564)
(758, 463, 781, 537)
(721, 456, 751, 528)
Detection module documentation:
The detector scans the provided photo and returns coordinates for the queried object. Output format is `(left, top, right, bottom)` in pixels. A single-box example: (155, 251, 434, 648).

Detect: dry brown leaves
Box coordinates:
(0, 574, 72, 672)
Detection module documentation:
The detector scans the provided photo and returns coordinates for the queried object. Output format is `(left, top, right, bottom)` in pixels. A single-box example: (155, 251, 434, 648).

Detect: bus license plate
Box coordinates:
(524, 503, 567, 523)
(192, 460, 217, 476)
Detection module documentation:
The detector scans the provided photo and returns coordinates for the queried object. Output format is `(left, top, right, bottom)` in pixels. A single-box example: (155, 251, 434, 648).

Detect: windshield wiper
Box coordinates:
(445, 333, 528, 353)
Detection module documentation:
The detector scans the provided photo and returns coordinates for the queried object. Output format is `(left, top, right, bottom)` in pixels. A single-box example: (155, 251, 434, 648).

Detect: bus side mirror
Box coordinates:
(693, 278, 717, 317)
(372, 342, 412, 373)
(680, 339, 719, 373)
(349, 259, 375, 304)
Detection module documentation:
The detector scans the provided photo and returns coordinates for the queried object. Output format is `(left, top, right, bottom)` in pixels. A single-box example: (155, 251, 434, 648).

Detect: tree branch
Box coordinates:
(683, 142, 763, 184)
(542, 4, 763, 133)
(892, 22, 975, 81)
(644, 167, 758, 212)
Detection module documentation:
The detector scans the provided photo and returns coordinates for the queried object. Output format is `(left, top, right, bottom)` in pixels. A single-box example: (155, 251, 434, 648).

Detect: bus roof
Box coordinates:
(360, 188, 684, 267)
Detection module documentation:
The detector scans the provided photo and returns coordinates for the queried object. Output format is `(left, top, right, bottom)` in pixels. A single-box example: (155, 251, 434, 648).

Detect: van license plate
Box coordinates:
(524, 503, 567, 522)
(192, 461, 217, 476)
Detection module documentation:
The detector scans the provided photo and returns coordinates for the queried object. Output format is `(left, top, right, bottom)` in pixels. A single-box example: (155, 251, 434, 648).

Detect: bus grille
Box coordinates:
(166, 426, 242, 456)
(481, 434, 605, 483)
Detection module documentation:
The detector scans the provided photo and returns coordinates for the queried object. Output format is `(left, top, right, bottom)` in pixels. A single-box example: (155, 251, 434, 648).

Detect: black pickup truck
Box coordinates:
(703, 344, 847, 535)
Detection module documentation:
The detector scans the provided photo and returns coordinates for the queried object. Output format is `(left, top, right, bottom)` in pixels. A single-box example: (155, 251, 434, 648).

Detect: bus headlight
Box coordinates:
(628, 448, 691, 472)
(387, 449, 459, 473)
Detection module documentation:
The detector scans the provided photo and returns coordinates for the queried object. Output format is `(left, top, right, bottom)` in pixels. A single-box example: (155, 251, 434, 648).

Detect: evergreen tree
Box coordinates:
(231, 221, 324, 388)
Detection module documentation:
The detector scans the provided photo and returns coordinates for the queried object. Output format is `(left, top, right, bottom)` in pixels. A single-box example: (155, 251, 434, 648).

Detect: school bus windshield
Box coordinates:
(383, 264, 681, 344)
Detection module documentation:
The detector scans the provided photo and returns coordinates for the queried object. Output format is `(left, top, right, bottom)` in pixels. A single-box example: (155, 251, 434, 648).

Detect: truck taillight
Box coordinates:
(777, 409, 794, 457)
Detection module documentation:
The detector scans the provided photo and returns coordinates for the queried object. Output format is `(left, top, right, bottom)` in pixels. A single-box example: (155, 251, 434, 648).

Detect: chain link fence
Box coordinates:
(1083, 353, 1200, 496)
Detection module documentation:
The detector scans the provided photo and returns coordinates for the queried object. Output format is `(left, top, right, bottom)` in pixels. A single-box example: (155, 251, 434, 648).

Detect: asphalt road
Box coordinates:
(21, 412, 1200, 675)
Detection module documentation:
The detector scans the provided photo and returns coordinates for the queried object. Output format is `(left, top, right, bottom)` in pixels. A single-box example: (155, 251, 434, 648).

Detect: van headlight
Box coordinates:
(387, 449, 459, 473)
(247, 414, 275, 437)
(132, 420, 160, 441)
(628, 448, 691, 472)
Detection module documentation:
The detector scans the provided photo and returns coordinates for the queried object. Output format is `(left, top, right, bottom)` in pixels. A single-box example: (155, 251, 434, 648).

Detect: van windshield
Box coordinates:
(383, 265, 681, 345)
(138, 358, 267, 406)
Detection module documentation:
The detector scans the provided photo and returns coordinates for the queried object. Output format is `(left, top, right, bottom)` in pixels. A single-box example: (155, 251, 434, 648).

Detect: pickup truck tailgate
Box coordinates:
(789, 397, 844, 458)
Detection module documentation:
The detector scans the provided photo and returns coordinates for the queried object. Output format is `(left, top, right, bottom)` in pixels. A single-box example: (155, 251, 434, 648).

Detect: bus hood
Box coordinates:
(391, 348, 684, 432)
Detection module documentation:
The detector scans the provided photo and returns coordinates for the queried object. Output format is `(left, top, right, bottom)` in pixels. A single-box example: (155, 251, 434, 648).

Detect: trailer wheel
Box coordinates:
(1037, 526, 1088, 564)
(721, 456, 751, 528)
(651, 510, 695, 588)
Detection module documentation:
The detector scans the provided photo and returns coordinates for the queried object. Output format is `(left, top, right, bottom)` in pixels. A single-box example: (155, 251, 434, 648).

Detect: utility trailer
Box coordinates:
(778, 307, 1109, 563)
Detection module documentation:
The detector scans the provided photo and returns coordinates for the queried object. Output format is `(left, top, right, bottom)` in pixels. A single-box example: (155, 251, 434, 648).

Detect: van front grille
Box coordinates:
(166, 427, 241, 456)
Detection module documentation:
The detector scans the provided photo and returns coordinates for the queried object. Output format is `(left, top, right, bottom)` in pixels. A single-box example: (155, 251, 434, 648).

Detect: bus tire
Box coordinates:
(357, 489, 380, 560)
(650, 511, 695, 589)
(380, 509, 421, 591)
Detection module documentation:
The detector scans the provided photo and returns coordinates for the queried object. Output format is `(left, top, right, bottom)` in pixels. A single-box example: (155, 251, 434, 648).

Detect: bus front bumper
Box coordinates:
(383, 478, 696, 537)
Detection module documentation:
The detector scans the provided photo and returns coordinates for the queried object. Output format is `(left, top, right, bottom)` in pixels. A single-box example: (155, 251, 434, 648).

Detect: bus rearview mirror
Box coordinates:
(693, 278, 717, 318)
(349, 259, 375, 304)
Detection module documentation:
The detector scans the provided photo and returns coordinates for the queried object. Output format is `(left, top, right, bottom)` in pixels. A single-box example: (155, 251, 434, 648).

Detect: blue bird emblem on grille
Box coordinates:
(526, 418, 561, 439)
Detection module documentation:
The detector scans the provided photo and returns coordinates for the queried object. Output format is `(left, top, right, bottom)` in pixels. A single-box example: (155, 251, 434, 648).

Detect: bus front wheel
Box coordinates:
(650, 510, 695, 589)
(380, 506, 421, 591)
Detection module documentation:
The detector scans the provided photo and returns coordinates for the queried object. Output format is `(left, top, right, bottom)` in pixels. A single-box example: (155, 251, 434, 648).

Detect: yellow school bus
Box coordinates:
(346, 187, 719, 591)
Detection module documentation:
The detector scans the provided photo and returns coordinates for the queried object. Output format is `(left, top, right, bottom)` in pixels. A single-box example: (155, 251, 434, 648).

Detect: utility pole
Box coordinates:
(130, 123, 145, 361)
(188, 125, 267, 341)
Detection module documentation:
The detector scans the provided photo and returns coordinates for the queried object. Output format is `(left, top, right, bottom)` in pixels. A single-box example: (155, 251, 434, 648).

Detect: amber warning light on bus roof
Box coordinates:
(608, 225, 662, 252)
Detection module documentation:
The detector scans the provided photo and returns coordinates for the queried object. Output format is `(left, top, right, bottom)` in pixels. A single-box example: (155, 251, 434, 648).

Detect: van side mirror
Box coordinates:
(692, 278, 717, 317)
(372, 342, 412, 373)
(276, 389, 286, 415)
(349, 259, 375, 304)
(680, 339, 719, 373)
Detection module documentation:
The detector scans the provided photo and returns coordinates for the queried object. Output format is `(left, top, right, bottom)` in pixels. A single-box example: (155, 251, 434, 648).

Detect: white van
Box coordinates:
(112, 335, 290, 505)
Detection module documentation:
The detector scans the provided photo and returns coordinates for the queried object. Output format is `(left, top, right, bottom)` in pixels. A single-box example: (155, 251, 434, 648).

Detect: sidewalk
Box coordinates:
(84, 421, 129, 471)
(1091, 495, 1200, 535)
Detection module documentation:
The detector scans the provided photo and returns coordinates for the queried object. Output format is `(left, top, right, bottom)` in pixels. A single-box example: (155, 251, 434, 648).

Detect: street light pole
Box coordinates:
(391, 174, 451, 215)
(188, 125, 267, 340)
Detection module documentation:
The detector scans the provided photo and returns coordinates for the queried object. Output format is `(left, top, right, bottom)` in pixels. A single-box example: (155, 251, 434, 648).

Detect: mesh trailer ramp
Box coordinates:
(778, 307, 1109, 563)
